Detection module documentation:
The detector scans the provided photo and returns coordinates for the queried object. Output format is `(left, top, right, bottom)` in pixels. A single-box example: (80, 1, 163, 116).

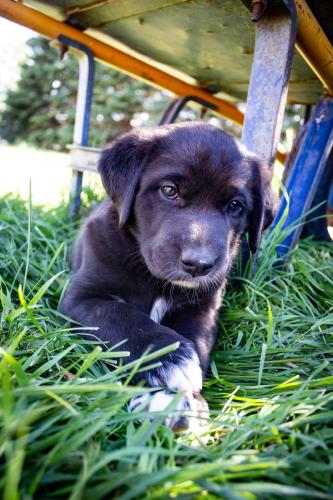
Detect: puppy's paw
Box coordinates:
(128, 390, 209, 433)
(146, 341, 202, 393)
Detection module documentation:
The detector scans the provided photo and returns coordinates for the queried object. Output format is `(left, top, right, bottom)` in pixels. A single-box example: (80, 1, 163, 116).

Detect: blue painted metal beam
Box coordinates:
(240, 2, 296, 274)
(273, 95, 333, 257)
(242, 1, 297, 165)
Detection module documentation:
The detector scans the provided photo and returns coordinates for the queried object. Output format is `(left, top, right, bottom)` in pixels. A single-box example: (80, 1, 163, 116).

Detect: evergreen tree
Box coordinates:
(0, 36, 169, 151)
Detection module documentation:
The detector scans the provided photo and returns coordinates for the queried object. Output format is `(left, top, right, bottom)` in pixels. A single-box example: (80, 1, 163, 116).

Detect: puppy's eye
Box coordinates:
(160, 185, 178, 200)
(227, 199, 244, 215)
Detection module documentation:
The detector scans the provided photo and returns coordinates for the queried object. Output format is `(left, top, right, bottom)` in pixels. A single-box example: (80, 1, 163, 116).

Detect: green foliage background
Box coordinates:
(0, 37, 170, 151)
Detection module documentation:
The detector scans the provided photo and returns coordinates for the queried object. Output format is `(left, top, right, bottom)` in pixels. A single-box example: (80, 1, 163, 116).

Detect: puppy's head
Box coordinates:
(98, 122, 278, 289)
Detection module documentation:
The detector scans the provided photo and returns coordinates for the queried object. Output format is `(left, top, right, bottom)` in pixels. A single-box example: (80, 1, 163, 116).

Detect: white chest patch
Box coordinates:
(150, 297, 168, 324)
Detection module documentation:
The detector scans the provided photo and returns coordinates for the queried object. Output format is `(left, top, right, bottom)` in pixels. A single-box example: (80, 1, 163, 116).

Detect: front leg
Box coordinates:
(61, 292, 203, 394)
(129, 294, 221, 432)
(163, 292, 222, 374)
(62, 292, 207, 431)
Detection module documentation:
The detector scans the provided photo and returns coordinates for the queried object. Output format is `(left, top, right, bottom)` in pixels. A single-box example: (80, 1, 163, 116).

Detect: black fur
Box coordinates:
(61, 122, 277, 386)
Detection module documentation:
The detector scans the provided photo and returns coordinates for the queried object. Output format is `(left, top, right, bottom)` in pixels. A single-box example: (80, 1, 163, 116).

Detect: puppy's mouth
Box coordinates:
(169, 271, 224, 290)
(157, 265, 226, 291)
(170, 278, 201, 289)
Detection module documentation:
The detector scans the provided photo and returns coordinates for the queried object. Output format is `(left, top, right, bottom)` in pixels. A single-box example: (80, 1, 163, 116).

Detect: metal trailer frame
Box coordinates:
(57, 35, 96, 219)
(1, 0, 333, 260)
(274, 96, 333, 257)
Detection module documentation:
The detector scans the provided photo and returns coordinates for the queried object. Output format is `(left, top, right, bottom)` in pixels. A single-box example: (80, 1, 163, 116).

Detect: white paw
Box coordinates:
(128, 390, 209, 433)
(147, 342, 203, 393)
(166, 349, 202, 393)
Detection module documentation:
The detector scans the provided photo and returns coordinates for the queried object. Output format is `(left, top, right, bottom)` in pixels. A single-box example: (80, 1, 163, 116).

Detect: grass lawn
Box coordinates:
(0, 193, 333, 499)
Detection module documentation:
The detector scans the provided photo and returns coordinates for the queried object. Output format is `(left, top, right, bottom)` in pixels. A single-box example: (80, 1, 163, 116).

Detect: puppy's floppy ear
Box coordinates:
(248, 159, 279, 254)
(98, 129, 154, 227)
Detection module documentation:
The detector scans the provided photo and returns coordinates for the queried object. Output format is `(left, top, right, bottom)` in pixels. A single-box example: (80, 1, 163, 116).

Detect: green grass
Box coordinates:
(0, 193, 333, 500)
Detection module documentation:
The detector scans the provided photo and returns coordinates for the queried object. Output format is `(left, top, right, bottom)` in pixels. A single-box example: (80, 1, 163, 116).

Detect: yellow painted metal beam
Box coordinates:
(295, 0, 333, 96)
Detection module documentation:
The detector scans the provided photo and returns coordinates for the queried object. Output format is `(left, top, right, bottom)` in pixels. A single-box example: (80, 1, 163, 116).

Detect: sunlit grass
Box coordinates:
(0, 193, 332, 499)
(0, 144, 104, 207)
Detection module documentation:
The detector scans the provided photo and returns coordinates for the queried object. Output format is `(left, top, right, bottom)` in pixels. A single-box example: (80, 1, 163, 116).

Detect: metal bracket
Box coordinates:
(58, 35, 95, 218)
(158, 95, 216, 125)
(241, 1, 297, 164)
(273, 95, 333, 257)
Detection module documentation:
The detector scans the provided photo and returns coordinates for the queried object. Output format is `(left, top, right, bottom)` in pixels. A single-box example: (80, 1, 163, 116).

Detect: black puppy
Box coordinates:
(61, 122, 277, 431)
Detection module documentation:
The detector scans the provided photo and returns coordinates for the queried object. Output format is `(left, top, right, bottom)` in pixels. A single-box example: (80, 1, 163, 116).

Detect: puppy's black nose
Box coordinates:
(181, 250, 215, 277)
